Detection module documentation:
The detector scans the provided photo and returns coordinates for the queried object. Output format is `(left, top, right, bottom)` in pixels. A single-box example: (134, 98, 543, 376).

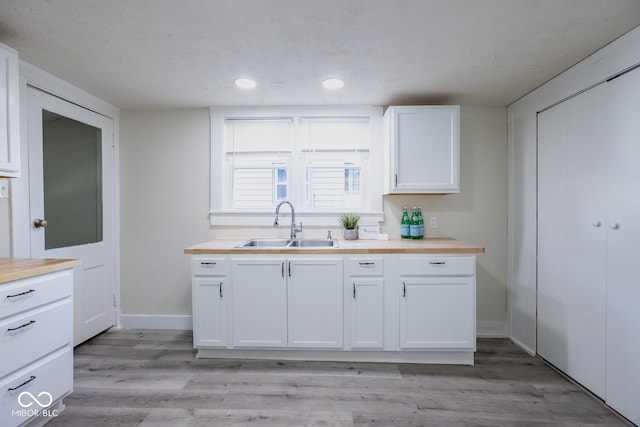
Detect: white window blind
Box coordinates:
(211, 106, 383, 224)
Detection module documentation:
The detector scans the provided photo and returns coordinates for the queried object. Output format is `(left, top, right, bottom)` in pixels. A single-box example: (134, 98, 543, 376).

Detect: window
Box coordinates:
(210, 106, 384, 226)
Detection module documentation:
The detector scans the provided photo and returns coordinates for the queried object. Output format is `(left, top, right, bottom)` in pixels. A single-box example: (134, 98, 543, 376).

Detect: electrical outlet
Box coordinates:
(0, 178, 9, 199)
(429, 216, 437, 229)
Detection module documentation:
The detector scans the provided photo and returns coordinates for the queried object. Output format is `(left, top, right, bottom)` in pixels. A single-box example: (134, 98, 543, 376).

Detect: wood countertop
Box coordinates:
(0, 258, 81, 284)
(184, 238, 485, 255)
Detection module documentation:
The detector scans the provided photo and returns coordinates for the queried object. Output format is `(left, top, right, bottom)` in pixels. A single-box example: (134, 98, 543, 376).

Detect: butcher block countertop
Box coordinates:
(184, 237, 484, 255)
(0, 258, 81, 284)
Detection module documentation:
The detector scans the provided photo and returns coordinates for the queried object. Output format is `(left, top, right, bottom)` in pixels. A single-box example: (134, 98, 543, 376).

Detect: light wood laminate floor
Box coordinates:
(47, 330, 630, 426)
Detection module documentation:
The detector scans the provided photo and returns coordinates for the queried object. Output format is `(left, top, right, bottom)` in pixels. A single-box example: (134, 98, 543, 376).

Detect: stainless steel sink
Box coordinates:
(235, 238, 339, 248)
(235, 238, 291, 248)
(287, 238, 339, 247)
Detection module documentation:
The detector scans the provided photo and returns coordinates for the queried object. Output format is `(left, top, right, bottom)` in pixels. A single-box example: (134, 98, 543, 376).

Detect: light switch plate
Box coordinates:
(429, 216, 437, 229)
(0, 178, 9, 198)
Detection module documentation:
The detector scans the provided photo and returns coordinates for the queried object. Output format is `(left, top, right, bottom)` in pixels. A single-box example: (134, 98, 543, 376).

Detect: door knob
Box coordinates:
(33, 219, 48, 228)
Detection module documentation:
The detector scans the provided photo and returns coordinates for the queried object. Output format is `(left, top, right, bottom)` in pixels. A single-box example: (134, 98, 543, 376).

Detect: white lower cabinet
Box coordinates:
(287, 258, 343, 348)
(231, 258, 287, 347)
(191, 257, 228, 347)
(191, 252, 477, 364)
(192, 278, 227, 347)
(346, 257, 385, 349)
(399, 256, 476, 350)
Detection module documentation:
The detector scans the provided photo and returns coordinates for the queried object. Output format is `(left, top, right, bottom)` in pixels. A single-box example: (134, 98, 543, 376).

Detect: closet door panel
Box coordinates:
(565, 86, 607, 398)
(537, 103, 569, 370)
(605, 67, 640, 426)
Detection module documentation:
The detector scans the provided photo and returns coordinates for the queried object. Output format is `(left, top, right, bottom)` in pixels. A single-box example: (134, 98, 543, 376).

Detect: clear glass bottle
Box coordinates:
(401, 207, 411, 239)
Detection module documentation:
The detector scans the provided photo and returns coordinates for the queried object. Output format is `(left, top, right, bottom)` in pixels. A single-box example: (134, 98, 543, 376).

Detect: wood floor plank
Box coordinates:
(46, 329, 632, 426)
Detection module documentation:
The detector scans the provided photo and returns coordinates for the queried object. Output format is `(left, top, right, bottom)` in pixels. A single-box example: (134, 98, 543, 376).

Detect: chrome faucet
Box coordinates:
(274, 201, 302, 240)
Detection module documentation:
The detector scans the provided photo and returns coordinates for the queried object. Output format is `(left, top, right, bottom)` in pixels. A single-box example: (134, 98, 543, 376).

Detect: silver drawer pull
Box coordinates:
(7, 320, 36, 332)
(6, 289, 36, 299)
(429, 261, 446, 265)
(358, 262, 375, 267)
(200, 262, 217, 267)
(8, 376, 36, 392)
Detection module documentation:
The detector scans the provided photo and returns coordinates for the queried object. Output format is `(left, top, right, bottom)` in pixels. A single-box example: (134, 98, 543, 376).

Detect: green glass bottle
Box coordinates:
(401, 207, 411, 239)
(409, 207, 418, 239)
(417, 207, 424, 239)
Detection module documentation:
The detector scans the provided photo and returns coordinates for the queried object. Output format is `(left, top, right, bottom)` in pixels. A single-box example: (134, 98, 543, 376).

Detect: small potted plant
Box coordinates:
(338, 213, 360, 240)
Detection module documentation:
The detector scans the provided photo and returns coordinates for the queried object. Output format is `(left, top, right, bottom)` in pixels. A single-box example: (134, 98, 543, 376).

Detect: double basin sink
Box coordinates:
(236, 238, 339, 248)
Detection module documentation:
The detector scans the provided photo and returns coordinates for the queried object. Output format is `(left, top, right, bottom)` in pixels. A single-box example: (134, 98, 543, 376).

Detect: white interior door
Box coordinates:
(27, 86, 115, 346)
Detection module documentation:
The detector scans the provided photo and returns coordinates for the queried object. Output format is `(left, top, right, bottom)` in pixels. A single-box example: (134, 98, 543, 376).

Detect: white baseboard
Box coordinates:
(477, 320, 509, 338)
(118, 314, 192, 330)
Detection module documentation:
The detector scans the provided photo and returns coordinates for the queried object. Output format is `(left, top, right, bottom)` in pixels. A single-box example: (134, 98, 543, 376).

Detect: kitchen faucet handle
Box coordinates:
(327, 230, 332, 239)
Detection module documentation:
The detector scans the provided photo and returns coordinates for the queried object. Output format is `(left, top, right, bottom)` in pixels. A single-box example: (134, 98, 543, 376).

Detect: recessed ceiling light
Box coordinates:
(322, 78, 344, 89)
(234, 78, 257, 89)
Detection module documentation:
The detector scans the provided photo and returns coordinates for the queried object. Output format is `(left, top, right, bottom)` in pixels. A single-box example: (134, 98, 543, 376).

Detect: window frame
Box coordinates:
(210, 106, 384, 227)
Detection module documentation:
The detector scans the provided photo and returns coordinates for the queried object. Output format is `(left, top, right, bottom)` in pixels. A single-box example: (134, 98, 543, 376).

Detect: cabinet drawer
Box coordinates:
(0, 299, 72, 379)
(0, 346, 73, 427)
(0, 270, 72, 320)
(347, 258, 384, 276)
(192, 257, 228, 276)
(400, 257, 475, 276)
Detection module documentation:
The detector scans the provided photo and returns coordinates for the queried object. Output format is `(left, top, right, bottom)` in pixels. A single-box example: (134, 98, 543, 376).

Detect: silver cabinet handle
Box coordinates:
(429, 261, 446, 265)
(593, 220, 602, 227)
(359, 262, 375, 267)
(33, 219, 48, 228)
(219, 282, 223, 298)
(609, 222, 620, 230)
(200, 261, 216, 267)
(403, 281, 406, 298)
(353, 283, 356, 299)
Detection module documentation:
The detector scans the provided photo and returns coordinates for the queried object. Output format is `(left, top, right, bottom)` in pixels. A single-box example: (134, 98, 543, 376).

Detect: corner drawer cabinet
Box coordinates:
(191, 257, 229, 347)
(0, 268, 74, 427)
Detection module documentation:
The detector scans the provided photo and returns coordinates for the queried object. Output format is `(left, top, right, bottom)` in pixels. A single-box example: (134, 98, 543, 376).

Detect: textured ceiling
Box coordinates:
(1, 0, 639, 109)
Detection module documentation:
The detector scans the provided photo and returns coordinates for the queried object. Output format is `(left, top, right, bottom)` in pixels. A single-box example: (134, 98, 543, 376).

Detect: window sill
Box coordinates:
(209, 210, 384, 227)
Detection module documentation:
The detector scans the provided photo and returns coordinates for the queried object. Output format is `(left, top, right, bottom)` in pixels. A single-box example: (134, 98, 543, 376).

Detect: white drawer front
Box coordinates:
(347, 258, 384, 276)
(400, 256, 475, 276)
(0, 270, 73, 320)
(192, 257, 228, 276)
(0, 299, 72, 379)
(0, 346, 73, 427)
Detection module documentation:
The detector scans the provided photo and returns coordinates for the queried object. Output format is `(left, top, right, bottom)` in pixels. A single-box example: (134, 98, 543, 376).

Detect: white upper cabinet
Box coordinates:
(384, 105, 459, 194)
(0, 42, 19, 178)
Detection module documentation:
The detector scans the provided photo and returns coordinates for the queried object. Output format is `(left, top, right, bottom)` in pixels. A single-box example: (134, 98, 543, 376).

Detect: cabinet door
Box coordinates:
(387, 106, 459, 193)
(192, 278, 227, 347)
(350, 278, 384, 348)
(399, 277, 474, 349)
(231, 259, 287, 347)
(288, 258, 343, 348)
(605, 68, 640, 426)
(0, 43, 19, 177)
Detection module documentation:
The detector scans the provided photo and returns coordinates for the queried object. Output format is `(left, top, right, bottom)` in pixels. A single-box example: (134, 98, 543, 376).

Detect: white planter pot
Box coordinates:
(343, 229, 358, 240)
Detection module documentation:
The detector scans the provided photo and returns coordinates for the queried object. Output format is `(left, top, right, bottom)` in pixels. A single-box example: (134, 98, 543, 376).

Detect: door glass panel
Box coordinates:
(42, 110, 103, 249)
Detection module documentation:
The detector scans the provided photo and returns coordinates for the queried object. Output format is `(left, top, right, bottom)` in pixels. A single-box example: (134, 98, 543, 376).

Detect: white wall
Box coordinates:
(507, 26, 640, 354)
(119, 105, 509, 334)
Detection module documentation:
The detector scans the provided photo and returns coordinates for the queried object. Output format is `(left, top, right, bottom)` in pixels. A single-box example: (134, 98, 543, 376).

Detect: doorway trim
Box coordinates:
(11, 60, 121, 329)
